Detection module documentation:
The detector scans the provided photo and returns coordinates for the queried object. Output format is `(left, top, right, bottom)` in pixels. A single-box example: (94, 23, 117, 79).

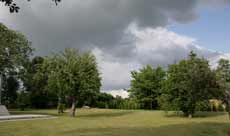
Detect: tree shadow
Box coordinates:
(194, 111, 227, 118)
(62, 122, 230, 136)
(164, 111, 227, 118)
(77, 111, 134, 118)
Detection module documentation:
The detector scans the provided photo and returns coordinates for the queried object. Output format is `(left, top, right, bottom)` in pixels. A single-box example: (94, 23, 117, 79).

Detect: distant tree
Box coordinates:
(22, 56, 57, 108)
(216, 59, 230, 120)
(95, 92, 114, 108)
(163, 51, 219, 118)
(41, 48, 101, 117)
(0, 0, 61, 13)
(129, 65, 166, 110)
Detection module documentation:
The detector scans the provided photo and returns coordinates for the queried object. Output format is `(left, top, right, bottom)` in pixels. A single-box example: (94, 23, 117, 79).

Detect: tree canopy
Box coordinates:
(0, 23, 32, 74)
(216, 59, 230, 119)
(161, 52, 220, 117)
(38, 48, 101, 116)
(0, 23, 32, 106)
(129, 65, 165, 109)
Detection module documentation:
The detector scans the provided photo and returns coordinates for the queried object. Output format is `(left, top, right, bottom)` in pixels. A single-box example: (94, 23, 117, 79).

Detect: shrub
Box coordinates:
(57, 103, 66, 114)
(16, 91, 30, 111)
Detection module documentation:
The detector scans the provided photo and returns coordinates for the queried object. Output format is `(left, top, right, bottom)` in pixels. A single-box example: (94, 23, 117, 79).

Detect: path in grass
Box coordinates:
(0, 109, 229, 136)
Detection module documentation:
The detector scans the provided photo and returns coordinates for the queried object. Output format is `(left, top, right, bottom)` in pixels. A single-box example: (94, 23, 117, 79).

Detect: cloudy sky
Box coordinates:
(1, 0, 230, 97)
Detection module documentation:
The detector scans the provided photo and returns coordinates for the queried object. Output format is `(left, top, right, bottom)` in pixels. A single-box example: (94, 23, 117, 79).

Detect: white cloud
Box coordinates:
(209, 53, 230, 69)
(92, 25, 229, 92)
(92, 48, 141, 90)
(105, 89, 130, 99)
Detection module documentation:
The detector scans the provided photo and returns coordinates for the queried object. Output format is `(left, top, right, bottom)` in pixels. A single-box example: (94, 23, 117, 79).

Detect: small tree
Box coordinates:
(40, 48, 101, 117)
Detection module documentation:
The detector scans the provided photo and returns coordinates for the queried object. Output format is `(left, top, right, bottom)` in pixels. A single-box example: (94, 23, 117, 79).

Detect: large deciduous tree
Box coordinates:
(163, 52, 219, 118)
(0, 23, 32, 105)
(40, 48, 101, 117)
(129, 65, 166, 110)
(0, 23, 32, 73)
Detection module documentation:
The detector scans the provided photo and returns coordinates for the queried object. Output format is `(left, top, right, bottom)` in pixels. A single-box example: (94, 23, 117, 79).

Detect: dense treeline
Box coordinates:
(1, 23, 230, 118)
(129, 52, 229, 118)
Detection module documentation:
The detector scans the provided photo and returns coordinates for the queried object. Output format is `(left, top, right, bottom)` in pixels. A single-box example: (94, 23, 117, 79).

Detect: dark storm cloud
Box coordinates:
(0, 0, 200, 56)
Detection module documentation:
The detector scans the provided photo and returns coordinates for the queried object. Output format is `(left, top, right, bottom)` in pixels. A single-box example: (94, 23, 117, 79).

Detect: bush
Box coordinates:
(96, 101, 107, 108)
(57, 103, 66, 114)
(218, 104, 225, 112)
(16, 91, 30, 111)
(195, 101, 211, 112)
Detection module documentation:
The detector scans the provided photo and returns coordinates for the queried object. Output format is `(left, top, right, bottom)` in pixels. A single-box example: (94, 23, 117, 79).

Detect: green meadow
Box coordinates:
(0, 109, 229, 136)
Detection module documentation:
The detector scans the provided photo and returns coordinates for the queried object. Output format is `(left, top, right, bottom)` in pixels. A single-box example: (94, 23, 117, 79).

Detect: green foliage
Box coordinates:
(39, 48, 101, 115)
(16, 91, 30, 111)
(129, 65, 165, 109)
(0, 23, 32, 73)
(57, 103, 66, 114)
(0, 23, 32, 106)
(216, 59, 230, 117)
(195, 101, 211, 112)
(2, 76, 19, 108)
(163, 52, 219, 117)
(23, 56, 58, 108)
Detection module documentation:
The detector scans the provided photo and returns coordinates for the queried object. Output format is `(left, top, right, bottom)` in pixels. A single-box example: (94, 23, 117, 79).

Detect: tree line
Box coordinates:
(129, 52, 230, 118)
(1, 23, 230, 118)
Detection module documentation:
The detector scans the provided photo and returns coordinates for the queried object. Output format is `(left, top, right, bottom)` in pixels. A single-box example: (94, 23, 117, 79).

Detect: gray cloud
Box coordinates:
(0, 0, 199, 56)
(93, 27, 228, 90)
(0, 0, 229, 90)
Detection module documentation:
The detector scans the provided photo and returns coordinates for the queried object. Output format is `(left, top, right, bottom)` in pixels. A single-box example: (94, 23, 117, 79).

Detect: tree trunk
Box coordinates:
(188, 114, 193, 119)
(70, 98, 76, 117)
(228, 112, 230, 120)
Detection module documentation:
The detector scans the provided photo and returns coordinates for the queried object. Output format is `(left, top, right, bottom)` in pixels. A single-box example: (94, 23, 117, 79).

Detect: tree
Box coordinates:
(129, 65, 165, 110)
(0, 0, 61, 13)
(0, 23, 32, 73)
(95, 92, 114, 108)
(163, 51, 219, 118)
(0, 23, 32, 105)
(41, 48, 101, 117)
(22, 56, 57, 108)
(216, 59, 230, 120)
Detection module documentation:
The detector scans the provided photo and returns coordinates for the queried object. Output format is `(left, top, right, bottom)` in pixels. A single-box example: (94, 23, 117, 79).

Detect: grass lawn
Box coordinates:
(0, 109, 229, 136)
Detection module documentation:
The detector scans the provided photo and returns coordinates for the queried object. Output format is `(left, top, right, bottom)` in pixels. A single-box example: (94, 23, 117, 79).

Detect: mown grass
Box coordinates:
(0, 109, 229, 136)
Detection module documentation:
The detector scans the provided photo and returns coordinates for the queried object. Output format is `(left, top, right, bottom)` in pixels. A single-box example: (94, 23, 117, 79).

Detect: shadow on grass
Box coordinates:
(9, 109, 134, 118)
(62, 122, 230, 136)
(163, 111, 227, 118)
(9, 110, 61, 116)
(77, 111, 134, 118)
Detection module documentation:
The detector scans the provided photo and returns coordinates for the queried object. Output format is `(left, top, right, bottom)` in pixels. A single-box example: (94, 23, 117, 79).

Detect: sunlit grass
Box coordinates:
(0, 109, 229, 136)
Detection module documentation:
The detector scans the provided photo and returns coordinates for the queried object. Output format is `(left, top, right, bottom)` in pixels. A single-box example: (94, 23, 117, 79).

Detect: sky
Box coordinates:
(170, 6, 230, 53)
(0, 0, 230, 98)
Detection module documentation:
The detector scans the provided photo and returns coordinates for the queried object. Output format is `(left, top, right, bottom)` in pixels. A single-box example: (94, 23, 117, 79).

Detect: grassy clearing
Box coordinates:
(0, 109, 229, 136)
